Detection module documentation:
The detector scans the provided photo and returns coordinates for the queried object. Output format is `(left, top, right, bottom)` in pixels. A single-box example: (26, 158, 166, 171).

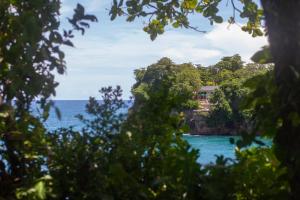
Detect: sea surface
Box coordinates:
(40, 100, 253, 164)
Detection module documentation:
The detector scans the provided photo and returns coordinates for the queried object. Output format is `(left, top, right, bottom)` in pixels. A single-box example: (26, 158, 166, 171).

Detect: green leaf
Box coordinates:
(214, 16, 223, 23)
(251, 46, 273, 64)
(63, 40, 74, 47)
(172, 22, 180, 28)
(182, 0, 198, 9)
(35, 181, 46, 199)
(195, 5, 203, 13)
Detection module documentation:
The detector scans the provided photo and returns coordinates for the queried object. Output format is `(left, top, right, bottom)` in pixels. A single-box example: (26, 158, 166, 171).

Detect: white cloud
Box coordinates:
(204, 23, 268, 62)
(162, 48, 222, 64)
(62, 29, 220, 72)
(60, 4, 73, 15)
(55, 20, 268, 99)
(85, 0, 110, 12)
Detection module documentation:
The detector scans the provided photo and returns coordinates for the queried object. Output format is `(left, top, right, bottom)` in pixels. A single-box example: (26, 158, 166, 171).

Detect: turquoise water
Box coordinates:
(183, 135, 236, 164)
(39, 100, 243, 163)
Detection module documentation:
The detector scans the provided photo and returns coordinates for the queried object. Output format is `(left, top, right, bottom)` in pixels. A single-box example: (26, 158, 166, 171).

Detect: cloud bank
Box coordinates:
(55, 2, 268, 99)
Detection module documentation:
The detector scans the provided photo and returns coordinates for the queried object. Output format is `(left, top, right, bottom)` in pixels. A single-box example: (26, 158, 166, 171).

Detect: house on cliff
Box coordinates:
(197, 86, 218, 112)
(186, 85, 225, 134)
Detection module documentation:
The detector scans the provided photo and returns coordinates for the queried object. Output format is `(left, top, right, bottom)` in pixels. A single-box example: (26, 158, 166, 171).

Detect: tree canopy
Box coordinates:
(194, 55, 271, 135)
(0, 1, 97, 199)
(132, 57, 201, 111)
(109, 1, 300, 196)
(1, 0, 300, 199)
(110, 0, 263, 40)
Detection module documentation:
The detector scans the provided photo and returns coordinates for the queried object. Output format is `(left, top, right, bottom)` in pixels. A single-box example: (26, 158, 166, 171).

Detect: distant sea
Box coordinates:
(40, 100, 239, 164)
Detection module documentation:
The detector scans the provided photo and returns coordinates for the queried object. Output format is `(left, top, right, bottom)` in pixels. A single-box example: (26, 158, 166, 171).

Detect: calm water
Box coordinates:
(184, 135, 236, 163)
(40, 100, 239, 163)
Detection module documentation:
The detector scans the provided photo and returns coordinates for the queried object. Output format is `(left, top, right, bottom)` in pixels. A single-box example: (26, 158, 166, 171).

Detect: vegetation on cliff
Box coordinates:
(200, 55, 272, 133)
(1, 0, 300, 199)
(132, 57, 201, 111)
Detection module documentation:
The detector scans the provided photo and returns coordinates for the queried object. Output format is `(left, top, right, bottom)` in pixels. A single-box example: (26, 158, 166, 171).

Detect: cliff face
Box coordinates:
(185, 110, 236, 135)
(187, 86, 238, 135)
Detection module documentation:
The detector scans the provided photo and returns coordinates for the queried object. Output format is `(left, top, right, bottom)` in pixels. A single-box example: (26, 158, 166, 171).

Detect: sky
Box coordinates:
(55, 0, 268, 100)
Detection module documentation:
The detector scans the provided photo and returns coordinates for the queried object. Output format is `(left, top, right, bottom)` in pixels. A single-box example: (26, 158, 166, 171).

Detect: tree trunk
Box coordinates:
(261, 1, 300, 199)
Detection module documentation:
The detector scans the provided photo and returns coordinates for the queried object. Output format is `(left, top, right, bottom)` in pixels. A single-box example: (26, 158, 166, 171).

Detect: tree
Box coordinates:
(127, 58, 201, 179)
(197, 55, 268, 85)
(214, 54, 244, 72)
(197, 65, 216, 86)
(259, 2, 300, 198)
(48, 82, 202, 200)
(0, 1, 96, 199)
(131, 57, 201, 113)
(109, 0, 263, 40)
(206, 88, 233, 128)
(109, 1, 300, 197)
(47, 87, 127, 200)
(201, 148, 289, 200)
(205, 57, 269, 132)
(122, 58, 203, 199)
(1, 0, 299, 199)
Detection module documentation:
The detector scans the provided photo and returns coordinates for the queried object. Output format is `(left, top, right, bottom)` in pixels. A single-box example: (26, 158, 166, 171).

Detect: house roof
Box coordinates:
(200, 86, 219, 91)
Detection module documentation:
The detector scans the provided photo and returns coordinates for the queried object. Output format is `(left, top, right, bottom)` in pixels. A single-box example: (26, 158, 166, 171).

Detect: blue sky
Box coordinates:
(55, 0, 267, 100)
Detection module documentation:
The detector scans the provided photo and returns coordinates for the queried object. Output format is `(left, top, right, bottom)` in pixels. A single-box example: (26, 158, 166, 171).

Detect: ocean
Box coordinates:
(42, 100, 239, 164)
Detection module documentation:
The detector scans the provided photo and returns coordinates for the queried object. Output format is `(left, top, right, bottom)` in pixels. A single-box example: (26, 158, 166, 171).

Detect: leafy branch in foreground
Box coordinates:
(0, 1, 97, 199)
(109, 0, 264, 40)
(110, 0, 300, 196)
(47, 84, 288, 200)
(48, 85, 202, 199)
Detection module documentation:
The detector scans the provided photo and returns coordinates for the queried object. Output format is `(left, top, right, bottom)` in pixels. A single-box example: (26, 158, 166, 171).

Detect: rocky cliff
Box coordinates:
(185, 110, 236, 135)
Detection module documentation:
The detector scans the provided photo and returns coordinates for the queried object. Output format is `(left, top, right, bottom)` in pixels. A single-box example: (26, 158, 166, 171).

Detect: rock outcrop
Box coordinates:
(185, 110, 235, 135)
